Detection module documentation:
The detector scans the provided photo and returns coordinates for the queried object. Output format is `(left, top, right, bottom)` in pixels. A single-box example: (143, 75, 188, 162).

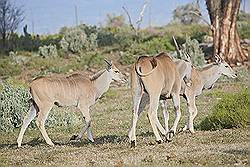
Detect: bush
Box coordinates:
(38, 44, 58, 58)
(60, 25, 98, 53)
(199, 88, 250, 131)
(119, 51, 138, 65)
(181, 36, 205, 67)
(0, 83, 31, 132)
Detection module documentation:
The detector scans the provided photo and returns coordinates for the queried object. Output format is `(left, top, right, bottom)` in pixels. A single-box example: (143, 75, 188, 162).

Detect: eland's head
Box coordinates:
(214, 54, 237, 79)
(104, 59, 127, 83)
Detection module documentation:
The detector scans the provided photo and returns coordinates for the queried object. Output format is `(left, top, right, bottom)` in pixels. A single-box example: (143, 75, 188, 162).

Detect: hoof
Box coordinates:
(70, 134, 78, 141)
(156, 140, 162, 144)
(131, 140, 136, 148)
(166, 130, 175, 142)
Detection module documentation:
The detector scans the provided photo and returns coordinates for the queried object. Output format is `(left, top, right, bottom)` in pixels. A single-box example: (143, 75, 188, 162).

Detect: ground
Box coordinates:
(0, 72, 249, 166)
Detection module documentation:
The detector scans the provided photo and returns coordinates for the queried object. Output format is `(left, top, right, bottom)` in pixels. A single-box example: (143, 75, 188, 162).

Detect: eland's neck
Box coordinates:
(200, 64, 221, 90)
(93, 70, 112, 99)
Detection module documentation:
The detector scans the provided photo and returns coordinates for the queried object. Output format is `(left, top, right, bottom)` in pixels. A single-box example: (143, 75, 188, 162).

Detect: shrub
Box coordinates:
(38, 44, 58, 58)
(180, 36, 205, 67)
(0, 83, 31, 132)
(199, 88, 250, 131)
(60, 25, 98, 53)
(80, 51, 105, 69)
(97, 28, 117, 47)
(119, 51, 138, 65)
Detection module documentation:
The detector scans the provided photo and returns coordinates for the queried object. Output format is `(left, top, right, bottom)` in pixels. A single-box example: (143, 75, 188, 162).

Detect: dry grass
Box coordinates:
(0, 81, 249, 166)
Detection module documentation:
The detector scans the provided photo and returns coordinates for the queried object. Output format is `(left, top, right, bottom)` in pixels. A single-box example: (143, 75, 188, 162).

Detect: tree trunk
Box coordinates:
(206, 0, 248, 65)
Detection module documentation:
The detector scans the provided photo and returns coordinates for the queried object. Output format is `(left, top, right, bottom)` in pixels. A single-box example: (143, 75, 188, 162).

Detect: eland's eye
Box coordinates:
(225, 65, 229, 68)
(115, 71, 119, 73)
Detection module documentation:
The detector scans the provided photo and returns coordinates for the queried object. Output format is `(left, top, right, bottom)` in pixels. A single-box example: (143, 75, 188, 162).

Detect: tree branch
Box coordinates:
(136, 1, 148, 30)
(122, 6, 136, 32)
(189, 10, 214, 31)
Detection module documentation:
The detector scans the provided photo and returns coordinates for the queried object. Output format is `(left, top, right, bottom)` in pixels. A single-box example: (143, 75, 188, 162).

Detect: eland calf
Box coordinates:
(129, 52, 183, 147)
(17, 60, 126, 147)
(160, 54, 236, 136)
(177, 55, 237, 133)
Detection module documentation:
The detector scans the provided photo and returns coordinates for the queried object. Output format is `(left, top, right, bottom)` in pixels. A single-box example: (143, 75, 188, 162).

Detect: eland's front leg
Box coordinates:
(71, 107, 93, 142)
(181, 95, 197, 133)
(160, 100, 169, 133)
(166, 94, 181, 141)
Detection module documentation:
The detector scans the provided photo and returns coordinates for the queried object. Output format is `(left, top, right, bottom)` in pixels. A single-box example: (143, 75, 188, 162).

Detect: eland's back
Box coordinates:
(30, 74, 95, 107)
(135, 53, 181, 97)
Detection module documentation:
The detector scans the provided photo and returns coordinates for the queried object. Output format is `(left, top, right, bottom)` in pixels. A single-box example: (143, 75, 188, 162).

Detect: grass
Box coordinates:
(0, 79, 249, 166)
(199, 88, 250, 131)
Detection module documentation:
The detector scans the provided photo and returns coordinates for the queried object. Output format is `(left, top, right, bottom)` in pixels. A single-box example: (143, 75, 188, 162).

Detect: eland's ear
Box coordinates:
(183, 50, 191, 62)
(104, 59, 112, 71)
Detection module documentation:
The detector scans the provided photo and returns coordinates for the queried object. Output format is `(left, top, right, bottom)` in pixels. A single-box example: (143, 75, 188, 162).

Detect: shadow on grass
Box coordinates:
(222, 148, 248, 156)
(0, 137, 41, 149)
(0, 131, 155, 149)
(57, 131, 155, 147)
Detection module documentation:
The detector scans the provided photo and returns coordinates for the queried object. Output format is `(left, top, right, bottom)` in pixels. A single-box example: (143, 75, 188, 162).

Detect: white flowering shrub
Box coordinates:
(0, 84, 31, 132)
(38, 44, 58, 58)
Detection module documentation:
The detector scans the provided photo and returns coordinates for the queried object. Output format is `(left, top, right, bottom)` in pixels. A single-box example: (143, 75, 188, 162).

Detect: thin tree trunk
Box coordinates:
(206, 0, 248, 65)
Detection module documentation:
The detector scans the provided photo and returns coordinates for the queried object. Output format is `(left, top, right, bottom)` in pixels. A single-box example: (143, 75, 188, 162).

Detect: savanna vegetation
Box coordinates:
(0, 0, 249, 166)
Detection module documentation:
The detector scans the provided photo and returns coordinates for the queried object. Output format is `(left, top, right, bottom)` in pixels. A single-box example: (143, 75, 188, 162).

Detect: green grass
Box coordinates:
(0, 63, 249, 166)
(199, 88, 250, 131)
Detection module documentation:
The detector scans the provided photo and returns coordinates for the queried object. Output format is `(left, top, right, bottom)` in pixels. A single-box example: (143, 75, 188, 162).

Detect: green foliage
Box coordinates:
(1, 32, 62, 53)
(97, 28, 117, 47)
(0, 57, 22, 77)
(163, 23, 209, 43)
(182, 36, 205, 67)
(199, 88, 250, 131)
(60, 24, 98, 53)
(38, 44, 58, 58)
(119, 51, 138, 65)
(237, 12, 250, 39)
(80, 51, 105, 68)
(0, 83, 31, 132)
(119, 36, 175, 65)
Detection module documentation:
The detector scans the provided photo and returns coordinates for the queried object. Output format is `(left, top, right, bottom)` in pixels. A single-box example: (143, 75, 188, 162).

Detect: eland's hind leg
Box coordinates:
(148, 94, 163, 143)
(128, 93, 149, 147)
(36, 103, 54, 146)
(153, 101, 166, 135)
(17, 104, 37, 147)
